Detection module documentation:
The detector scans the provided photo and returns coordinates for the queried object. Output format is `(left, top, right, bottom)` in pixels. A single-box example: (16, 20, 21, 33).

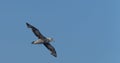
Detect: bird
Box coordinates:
(26, 22, 57, 57)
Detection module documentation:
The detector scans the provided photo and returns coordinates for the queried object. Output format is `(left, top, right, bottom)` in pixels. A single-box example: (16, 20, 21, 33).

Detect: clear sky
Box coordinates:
(0, 0, 120, 63)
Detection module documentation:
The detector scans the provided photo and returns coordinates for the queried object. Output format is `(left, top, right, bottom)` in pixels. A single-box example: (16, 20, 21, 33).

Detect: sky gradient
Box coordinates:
(0, 0, 120, 63)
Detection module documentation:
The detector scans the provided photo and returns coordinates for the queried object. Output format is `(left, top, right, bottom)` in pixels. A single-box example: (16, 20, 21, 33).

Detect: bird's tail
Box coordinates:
(31, 41, 35, 44)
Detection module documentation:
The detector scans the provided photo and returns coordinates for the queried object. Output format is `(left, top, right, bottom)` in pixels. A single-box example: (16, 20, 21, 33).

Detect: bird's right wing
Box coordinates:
(44, 43, 57, 57)
(26, 22, 46, 40)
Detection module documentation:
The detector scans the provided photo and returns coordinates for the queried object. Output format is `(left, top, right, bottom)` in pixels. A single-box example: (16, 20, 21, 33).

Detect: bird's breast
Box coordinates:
(33, 39, 44, 44)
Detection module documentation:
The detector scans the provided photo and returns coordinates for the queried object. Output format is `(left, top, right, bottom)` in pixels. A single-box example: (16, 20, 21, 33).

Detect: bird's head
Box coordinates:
(47, 37, 55, 42)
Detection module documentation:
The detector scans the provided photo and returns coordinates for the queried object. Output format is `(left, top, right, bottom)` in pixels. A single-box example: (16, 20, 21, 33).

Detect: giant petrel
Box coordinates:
(26, 22, 57, 57)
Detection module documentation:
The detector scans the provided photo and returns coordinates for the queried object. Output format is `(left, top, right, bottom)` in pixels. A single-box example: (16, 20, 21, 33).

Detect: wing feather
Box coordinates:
(26, 22, 46, 39)
(44, 43, 57, 57)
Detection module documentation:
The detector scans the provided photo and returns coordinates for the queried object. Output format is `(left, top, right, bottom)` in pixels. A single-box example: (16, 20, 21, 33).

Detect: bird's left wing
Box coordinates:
(26, 22, 46, 40)
(43, 43, 57, 57)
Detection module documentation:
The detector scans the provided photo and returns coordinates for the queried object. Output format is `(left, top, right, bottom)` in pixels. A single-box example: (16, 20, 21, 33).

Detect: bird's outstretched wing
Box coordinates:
(44, 43, 57, 57)
(26, 22, 46, 39)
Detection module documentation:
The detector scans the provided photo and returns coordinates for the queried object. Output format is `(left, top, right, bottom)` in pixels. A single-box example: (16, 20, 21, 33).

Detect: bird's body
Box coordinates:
(32, 38, 53, 44)
(32, 39, 44, 44)
(26, 22, 57, 57)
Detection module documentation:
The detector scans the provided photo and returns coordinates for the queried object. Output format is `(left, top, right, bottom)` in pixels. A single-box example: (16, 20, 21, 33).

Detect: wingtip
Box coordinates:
(26, 22, 29, 26)
(51, 53, 57, 57)
(26, 22, 30, 28)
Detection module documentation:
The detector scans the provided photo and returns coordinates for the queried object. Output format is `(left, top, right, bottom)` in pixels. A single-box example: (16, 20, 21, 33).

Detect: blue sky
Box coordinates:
(0, 0, 120, 63)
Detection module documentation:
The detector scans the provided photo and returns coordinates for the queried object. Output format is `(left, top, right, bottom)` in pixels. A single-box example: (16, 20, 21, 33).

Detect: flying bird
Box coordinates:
(26, 22, 57, 57)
